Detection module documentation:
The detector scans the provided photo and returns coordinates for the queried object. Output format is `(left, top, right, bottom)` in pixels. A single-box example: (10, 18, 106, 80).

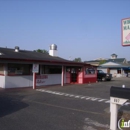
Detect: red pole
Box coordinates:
(33, 72, 36, 89)
(61, 65, 64, 86)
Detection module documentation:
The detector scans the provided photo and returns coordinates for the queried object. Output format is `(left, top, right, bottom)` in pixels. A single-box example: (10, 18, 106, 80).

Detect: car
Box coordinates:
(97, 70, 112, 81)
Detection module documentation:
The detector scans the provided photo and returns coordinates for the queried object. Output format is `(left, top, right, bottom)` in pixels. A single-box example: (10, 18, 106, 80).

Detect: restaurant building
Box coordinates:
(0, 44, 97, 89)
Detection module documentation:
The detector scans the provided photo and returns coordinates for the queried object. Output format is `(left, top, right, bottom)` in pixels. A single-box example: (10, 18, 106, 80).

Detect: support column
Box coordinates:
(82, 66, 84, 83)
(33, 72, 36, 89)
(61, 65, 64, 86)
(110, 103, 118, 130)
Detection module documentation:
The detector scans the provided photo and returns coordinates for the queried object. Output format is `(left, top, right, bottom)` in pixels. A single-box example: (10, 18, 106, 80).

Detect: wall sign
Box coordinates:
(32, 64, 39, 73)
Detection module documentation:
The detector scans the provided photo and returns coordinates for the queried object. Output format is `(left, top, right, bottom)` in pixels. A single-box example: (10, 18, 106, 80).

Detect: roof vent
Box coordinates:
(15, 46, 20, 52)
(49, 44, 58, 56)
(50, 44, 57, 50)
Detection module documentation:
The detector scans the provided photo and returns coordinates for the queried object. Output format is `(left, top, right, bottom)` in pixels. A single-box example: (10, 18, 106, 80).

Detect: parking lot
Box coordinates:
(0, 77, 130, 130)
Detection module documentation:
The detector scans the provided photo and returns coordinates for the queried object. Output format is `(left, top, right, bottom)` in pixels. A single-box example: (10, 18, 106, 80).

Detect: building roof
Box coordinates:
(98, 62, 130, 68)
(107, 58, 125, 63)
(0, 47, 88, 65)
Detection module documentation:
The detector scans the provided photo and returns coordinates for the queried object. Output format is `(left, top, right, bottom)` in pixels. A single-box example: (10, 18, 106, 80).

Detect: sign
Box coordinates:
(122, 17, 130, 46)
(118, 118, 130, 130)
(36, 75, 48, 84)
(32, 64, 39, 73)
(110, 97, 128, 105)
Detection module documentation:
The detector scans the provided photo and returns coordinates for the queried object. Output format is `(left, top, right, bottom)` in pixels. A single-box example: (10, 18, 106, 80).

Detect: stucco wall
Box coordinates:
(0, 76, 5, 88)
(4, 73, 67, 88)
(110, 69, 117, 77)
(5, 76, 33, 88)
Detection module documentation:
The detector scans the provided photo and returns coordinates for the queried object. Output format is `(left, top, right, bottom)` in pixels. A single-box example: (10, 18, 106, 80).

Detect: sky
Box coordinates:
(0, 0, 130, 61)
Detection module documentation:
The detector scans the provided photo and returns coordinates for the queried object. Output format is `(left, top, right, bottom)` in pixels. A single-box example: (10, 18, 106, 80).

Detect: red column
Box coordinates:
(61, 65, 64, 86)
(82, 66, 84, 83)
(33, 72, 36, 89)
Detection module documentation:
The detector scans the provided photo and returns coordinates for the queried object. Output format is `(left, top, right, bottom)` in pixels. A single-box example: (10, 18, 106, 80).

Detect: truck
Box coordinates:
(97, 70, 112, 81)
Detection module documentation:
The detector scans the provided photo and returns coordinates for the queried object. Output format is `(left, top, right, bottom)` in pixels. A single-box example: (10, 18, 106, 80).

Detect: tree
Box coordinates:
(99, 60, 106, 65)
(34, 49, 49, 54)
(73, 57, 82, 62)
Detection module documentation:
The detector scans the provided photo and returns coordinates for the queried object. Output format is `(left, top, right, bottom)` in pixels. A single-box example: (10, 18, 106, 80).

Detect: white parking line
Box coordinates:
(65, 94, 69, 96)
(91, 98, 98, 101)
(105, 100, 110, 103)
(86, 97, 90, 100)
(36, 89, 110, 104)
(98, 99, 106, 102)
(80, 96, 86, 99)
(75, 96, 80, 98)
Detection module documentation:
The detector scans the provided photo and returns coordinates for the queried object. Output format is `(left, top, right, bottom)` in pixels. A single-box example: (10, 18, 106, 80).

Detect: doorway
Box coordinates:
(70, 68, 78, 83)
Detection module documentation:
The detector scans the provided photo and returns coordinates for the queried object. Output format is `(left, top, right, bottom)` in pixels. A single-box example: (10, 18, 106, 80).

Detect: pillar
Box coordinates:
(33, 72, 36, 89)
(61, 65, 64, 86)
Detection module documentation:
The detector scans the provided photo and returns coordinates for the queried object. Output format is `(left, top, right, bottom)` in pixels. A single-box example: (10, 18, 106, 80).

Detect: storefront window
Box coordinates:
(8, 63, 32, 75)
(42, 65, 62, 74)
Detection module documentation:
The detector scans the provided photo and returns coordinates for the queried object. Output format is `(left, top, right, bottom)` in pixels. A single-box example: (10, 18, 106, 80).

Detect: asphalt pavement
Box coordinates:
(0, 77, 130, 130)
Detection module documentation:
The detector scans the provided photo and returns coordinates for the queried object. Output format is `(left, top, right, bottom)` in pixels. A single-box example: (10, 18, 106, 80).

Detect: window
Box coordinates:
(117, 69, 121, 74)
(85, 68, 95, 74)
(41, 65, 62, 74)
(8, 63, 32, 75)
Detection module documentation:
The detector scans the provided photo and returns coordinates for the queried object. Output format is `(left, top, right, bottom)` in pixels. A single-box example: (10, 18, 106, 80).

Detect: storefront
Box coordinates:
(0, 45, 97, 89)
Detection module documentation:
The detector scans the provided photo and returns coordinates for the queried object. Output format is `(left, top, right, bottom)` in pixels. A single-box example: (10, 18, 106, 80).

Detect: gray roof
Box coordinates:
(107, 58, 125, 63)
(99, 63, 130, 68)
(0, 47, 85, 65)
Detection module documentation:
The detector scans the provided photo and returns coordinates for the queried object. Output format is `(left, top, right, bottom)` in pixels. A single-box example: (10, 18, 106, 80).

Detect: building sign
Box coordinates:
(36, 75, 48, 84)
(122, 17, 130, 46)
(32, 64, 39, 73)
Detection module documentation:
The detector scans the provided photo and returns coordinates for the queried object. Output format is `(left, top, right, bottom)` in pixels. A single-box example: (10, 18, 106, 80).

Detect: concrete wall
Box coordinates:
(4, 73, 67, 88)
(110, 69, 117, 77)
(0, 76, 5, 88)
(5, 76, 33, 88)
(36, 74, 65, 86)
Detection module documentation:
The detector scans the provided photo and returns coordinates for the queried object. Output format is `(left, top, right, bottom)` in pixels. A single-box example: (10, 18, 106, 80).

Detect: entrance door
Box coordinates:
(70, 68, 78, 83)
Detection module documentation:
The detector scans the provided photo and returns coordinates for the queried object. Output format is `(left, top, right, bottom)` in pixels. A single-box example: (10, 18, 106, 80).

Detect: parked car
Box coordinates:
(97, 70, 112, 81)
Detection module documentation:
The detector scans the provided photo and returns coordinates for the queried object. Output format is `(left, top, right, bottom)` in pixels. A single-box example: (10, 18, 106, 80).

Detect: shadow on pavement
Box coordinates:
(0, 93, 29, 117)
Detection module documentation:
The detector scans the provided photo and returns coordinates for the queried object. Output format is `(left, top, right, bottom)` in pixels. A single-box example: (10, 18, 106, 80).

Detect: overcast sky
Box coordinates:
(0, 0, 130, 61)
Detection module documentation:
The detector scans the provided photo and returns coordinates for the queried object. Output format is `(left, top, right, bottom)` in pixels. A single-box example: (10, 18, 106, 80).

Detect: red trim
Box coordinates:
(121, 17, 130, 47)
(0, 74, 4, 76)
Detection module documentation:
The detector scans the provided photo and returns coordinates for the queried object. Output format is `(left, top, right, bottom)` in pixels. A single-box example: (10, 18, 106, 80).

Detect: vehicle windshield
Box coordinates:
(98, 70, 104, 73)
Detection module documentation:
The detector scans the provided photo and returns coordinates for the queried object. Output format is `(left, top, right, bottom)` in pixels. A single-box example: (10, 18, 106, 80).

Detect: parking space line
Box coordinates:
(36, 89, 109, 104)
(80, 96, 86, 99)
(98, 99, 106, 102)
(105, 100, 110, 103)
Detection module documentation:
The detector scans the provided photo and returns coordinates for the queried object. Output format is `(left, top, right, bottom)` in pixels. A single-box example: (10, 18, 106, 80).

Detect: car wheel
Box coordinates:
(102, 77, 106, 81)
